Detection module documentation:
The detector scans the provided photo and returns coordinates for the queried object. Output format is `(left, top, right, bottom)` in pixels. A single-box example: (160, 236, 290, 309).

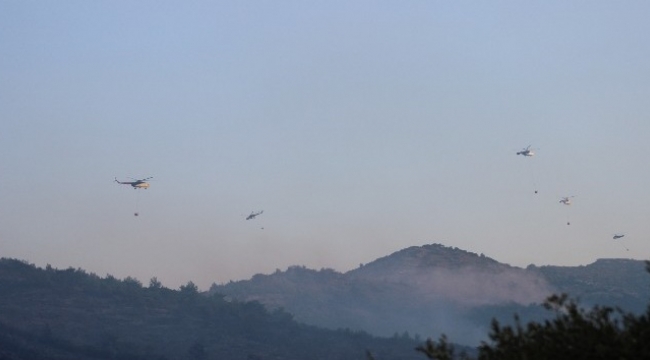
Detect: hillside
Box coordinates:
(0, 258, 425, 360)
(530, 258, 650, 312)
(210, 244, 649, 346)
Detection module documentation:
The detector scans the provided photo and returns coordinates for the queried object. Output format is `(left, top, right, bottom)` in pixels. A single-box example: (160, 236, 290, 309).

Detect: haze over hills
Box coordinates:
(1, 243, 646, 358)
(347, 244, 553, 306)
(210, 244, 650, 346)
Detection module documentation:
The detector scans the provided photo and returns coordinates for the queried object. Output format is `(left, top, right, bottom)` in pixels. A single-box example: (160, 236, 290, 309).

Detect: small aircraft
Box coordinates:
(612, 234, 629, 251)
(115, 177, 152, 189)
(246, 210, 263, 220)
(559, 196, 574, 205)
(516, 145, 535, 157)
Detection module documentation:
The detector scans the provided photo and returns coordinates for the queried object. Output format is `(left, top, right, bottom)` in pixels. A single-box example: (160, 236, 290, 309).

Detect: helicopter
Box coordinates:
(612, 234, 629, 251)
(115, 177, 152, 189)
(559, 196, 574, 205)
(246, 210, 263, 220)
(516, 145, 535, 157)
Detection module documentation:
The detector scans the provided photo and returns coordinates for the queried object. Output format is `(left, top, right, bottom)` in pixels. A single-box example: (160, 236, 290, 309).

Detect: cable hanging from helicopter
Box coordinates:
(115, 177, 152, 216)
(516, 145, 538, 194)
(559, 196, 575, 225)
(612, 233, 629, 251)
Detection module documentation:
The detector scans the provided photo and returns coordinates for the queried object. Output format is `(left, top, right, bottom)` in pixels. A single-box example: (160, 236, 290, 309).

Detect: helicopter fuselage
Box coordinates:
(115, 178, 150, 189)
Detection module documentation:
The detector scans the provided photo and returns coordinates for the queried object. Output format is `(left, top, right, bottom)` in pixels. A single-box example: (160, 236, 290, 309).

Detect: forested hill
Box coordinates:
(211, 244, 649, 346)
(0, 258, 424, 360)
(211, 244, 555, 344)
(529, 258, 650, 311)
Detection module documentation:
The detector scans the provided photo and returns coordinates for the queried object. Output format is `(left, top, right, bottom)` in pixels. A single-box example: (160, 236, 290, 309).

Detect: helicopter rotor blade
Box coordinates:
(127, 176, 153, 181)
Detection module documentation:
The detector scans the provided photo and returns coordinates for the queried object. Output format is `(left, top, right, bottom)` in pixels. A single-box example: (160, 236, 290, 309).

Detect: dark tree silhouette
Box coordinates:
(418, 261, 650, 360)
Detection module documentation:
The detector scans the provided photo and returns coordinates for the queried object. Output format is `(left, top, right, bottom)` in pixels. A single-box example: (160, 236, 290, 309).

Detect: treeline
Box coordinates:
(0, 258, 424, 360)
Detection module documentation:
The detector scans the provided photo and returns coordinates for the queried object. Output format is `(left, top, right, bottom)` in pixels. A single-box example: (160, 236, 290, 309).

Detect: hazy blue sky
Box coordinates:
(2, 1, 650, 289)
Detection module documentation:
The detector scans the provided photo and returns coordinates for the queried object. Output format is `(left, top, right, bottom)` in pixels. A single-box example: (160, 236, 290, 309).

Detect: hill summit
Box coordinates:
(347, 244, 552, 306)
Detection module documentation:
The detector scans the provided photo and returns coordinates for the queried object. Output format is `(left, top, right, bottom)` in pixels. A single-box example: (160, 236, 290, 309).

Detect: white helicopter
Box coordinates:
(246, 210, 263, 220)
(516, 145, 535, 157)
(559, 196, 574, 205)
(115, 177, 152, 189)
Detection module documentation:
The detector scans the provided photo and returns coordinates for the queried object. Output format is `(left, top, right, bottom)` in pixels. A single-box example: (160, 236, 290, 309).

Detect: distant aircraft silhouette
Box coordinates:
(246, 210, 263, 220)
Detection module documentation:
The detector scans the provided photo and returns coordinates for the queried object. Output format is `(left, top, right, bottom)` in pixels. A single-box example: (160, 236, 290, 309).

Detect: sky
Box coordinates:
(2, 1, 650, 290)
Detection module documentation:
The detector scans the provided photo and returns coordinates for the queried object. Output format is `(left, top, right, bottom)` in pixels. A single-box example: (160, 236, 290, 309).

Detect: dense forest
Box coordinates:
(0, 258, 428, 360)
